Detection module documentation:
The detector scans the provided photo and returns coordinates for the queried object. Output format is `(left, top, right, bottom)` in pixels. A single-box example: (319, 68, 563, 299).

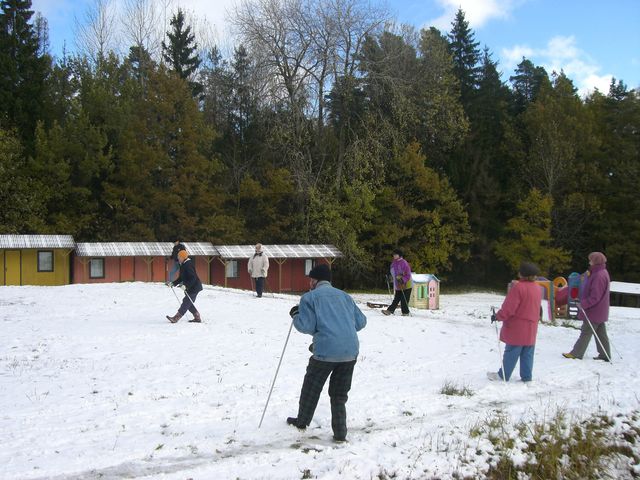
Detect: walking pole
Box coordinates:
(400, 288, 413, 317)
(171, 285, 199, 319)
(259, 319, 295, 428)
(170, 284, 181, 304)
(492, 307, 507, 383)
(577, 305, 613, 363)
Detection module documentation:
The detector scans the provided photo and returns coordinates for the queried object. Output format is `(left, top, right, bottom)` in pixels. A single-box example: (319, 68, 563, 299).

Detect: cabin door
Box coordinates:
(4, 250, 21, 285)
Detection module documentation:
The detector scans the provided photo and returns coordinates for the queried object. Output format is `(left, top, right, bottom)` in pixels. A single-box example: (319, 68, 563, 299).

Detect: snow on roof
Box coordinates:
(0, 234, 75, 249)
(214, 244, 342, 259)
(411, 273, 439, 283)
(75, 242, 218, 257)
(611, 281, 640, 295)
(75, 242, 173, 257)
(181, 242, 218, 256)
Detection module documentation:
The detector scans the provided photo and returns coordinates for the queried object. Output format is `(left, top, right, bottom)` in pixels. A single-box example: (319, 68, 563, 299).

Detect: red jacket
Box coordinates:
(496, 280, 543, 346)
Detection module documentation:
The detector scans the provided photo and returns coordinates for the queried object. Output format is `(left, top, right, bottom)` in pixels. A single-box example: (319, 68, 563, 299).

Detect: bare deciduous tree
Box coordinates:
(74, 0, 119, 66)
(121, 0, 161, 59)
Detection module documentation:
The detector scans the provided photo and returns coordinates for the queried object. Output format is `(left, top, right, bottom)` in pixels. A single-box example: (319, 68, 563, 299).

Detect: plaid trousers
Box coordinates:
(296, 357, 357, 439)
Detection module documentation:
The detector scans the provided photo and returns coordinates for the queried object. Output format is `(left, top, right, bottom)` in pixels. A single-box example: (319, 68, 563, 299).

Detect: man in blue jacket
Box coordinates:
(287, 264, 367, 442)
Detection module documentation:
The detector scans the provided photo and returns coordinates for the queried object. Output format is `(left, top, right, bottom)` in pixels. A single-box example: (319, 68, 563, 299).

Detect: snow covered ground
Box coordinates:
(1, 282, 638, 479)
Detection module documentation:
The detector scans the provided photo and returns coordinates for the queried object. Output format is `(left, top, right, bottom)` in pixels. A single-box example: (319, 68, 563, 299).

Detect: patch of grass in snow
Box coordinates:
(476, 409, 640, 479)
(440, 380, 474, 397)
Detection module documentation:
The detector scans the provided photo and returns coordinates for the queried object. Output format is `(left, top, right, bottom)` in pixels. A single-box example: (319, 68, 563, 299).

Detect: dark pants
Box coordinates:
(571, 321, 610, 359)
(296, 357, 357, 440)
(255, 277, 265, 297)
(177, 290, 199, 316)
(389, 288, 412, 314)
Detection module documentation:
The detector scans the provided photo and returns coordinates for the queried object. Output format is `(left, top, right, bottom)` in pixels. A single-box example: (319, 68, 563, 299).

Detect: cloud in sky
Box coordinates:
(502, 35, 614, 96)
(427, 0, 516, 31)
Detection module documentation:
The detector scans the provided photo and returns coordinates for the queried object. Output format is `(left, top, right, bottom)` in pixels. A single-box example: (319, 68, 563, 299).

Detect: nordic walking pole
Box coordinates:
(170, 284, 181, 304)
(259, 319, 295, 428)
(171, 284, 199, 319)
(492, 307, 507, 383)
(400, 288, 413, 316)
(578, 305, 613, 363)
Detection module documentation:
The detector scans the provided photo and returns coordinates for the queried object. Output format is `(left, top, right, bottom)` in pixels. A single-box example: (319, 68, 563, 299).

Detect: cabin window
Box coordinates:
(304, 259, 315, 275)
(226, 260, 239, 278)
(90, 258, 105, 279)
(37, 251, 54, 272)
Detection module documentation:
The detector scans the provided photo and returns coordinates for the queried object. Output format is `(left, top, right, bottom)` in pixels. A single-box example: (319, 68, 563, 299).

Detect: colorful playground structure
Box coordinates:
(530, 272, 584, 321)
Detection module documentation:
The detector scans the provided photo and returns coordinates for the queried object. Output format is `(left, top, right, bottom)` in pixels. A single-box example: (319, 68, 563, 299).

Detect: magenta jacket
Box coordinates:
(579, 264, 610, 323)
(390, 258, 412, 290)
(496, 280, 543, 346)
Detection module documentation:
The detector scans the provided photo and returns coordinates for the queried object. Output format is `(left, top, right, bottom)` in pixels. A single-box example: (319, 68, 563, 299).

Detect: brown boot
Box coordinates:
(188, 311, 202, 323)
(166, 313, 182, 323)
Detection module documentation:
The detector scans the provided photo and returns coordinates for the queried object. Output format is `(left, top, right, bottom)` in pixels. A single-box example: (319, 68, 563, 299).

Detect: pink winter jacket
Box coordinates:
(496, 280, 543, 346)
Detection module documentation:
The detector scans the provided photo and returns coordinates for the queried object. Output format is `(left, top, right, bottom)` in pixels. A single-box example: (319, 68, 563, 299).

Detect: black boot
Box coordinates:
(286, 417, 306, 430)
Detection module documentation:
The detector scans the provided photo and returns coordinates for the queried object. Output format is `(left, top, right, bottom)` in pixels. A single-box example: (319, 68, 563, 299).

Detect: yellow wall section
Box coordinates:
(1, 249, 70, 286)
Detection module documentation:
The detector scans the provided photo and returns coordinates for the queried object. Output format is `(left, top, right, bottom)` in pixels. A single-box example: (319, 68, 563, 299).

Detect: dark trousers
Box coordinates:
(389, 288, 412, 314)
(296, 357, 357, 440)
(571, 321, 610, 359)
(177, 290, 199, 316)
(255, 277, 265, 297)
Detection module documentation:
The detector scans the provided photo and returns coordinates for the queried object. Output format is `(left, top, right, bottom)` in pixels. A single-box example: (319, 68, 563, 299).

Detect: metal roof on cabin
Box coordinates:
(0, 234, 75, 249)
(75, 242, 172, 257)
(181, 242, 218, 256)
(74, 242, 218, 257)
(214, 244, 342, 259)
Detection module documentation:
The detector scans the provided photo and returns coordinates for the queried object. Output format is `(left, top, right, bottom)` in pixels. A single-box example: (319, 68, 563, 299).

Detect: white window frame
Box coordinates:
(89, 258, 105, 279)
(226, 260, 239, 278)
(304, 259, 315, 275)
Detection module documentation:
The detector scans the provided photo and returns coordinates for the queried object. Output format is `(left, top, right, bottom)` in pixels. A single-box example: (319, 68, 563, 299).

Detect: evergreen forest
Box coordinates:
(1, 0, 639, 287)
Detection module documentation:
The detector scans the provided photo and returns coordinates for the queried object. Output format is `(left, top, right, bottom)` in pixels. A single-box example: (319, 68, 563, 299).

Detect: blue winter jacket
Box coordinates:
(293, 281, 367, 362)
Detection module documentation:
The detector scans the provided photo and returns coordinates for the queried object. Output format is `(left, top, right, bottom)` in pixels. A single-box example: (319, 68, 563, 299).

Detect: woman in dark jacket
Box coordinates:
(167, 250, 203, 323)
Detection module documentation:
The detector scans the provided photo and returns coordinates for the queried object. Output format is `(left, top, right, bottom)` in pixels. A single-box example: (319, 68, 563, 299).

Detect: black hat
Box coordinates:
(308, 264, 332, 282)
(519, 262, 540, 277)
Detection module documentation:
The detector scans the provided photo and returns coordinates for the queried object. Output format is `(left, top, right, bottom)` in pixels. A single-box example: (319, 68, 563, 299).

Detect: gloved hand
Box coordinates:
(177, 283, 185, 290)
(491, 313, 497, 323)
(289, 305, 299, 318)
(308, 343, 314, 353)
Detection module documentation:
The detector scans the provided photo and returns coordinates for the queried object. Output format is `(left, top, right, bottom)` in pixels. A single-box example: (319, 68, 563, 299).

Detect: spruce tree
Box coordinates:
(0, 0, 51, 152)
(447, 8, 480, 108)
(161, 8, 201, 96)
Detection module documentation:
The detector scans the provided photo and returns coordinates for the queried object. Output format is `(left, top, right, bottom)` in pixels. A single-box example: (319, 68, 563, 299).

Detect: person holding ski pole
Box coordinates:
(168, 238, 186, 284)
(248, 243, 269, 298)
(382, 249, 412, 316)
(166, 249, 203, 323)
(563, 252, 611, 361)
(487, 262, 542, 383)
(287, 263, 367, 443)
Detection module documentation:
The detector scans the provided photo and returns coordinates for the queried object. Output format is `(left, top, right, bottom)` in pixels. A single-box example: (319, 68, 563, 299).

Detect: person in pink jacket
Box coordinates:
(563, 252, 611, 361)
(488, 262, 543, 382)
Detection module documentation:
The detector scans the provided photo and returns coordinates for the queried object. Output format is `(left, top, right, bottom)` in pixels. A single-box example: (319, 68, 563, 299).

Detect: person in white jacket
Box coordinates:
(248, 243, 269, 297)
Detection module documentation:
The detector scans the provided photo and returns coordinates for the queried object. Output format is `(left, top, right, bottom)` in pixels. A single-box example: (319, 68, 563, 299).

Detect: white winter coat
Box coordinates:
(248, 252, 269, 278)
